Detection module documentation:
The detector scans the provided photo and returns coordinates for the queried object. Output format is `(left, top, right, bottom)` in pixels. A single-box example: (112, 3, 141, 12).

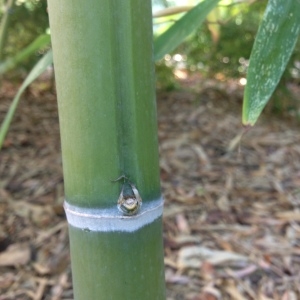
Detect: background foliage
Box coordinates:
(154, 0, 299, 83)
(0, 0, 299, 135)
(1, 0, 299, 84)
(0, 0, 48, 71)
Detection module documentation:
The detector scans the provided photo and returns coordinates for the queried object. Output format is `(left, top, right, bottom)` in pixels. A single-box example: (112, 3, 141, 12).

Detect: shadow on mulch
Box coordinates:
(1, 75, 300, 300)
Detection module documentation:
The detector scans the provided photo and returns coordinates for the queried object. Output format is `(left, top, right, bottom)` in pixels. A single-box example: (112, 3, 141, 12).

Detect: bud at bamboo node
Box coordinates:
(118, 197, 141, 215)
(117, 181, 142, 216)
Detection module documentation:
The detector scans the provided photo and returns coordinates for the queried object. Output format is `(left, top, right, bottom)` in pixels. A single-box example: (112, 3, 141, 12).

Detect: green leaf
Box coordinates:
(0, 33, 51, 75)
(242, 0, 300, 126)
(154, 0, 220, 61)
(0, 49, 53, 150)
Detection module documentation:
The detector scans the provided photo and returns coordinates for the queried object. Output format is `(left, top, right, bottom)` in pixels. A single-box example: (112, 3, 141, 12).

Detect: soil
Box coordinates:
(1, 74, 300, 300)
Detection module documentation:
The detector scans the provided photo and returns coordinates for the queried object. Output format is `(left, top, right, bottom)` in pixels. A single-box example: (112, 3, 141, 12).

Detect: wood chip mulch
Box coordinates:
(1, 74, 300, 300)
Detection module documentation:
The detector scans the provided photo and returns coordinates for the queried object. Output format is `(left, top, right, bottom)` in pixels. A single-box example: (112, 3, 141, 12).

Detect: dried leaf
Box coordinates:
(178, 246, 248, 269)
(0, 243, 31, 266)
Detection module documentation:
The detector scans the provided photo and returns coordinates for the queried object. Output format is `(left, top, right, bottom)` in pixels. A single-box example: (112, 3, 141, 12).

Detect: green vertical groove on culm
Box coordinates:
(111, 0, 161, 203)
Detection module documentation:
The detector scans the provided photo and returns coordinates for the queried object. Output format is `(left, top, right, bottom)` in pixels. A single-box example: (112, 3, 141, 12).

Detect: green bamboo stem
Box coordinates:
(48, 1, 165, 299)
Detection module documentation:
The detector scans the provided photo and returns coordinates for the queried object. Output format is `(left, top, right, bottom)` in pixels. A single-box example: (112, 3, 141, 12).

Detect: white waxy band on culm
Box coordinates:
(64, 198, 164, 232)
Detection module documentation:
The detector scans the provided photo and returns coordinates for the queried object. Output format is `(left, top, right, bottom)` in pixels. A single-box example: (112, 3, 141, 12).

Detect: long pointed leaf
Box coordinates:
(154, 0, 220, 61)
(0, 49, 53, 150)
(243, 0, 300, 126)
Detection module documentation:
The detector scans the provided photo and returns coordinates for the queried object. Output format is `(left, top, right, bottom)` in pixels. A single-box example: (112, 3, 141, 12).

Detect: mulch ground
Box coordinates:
(1, 74, 300, 300)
